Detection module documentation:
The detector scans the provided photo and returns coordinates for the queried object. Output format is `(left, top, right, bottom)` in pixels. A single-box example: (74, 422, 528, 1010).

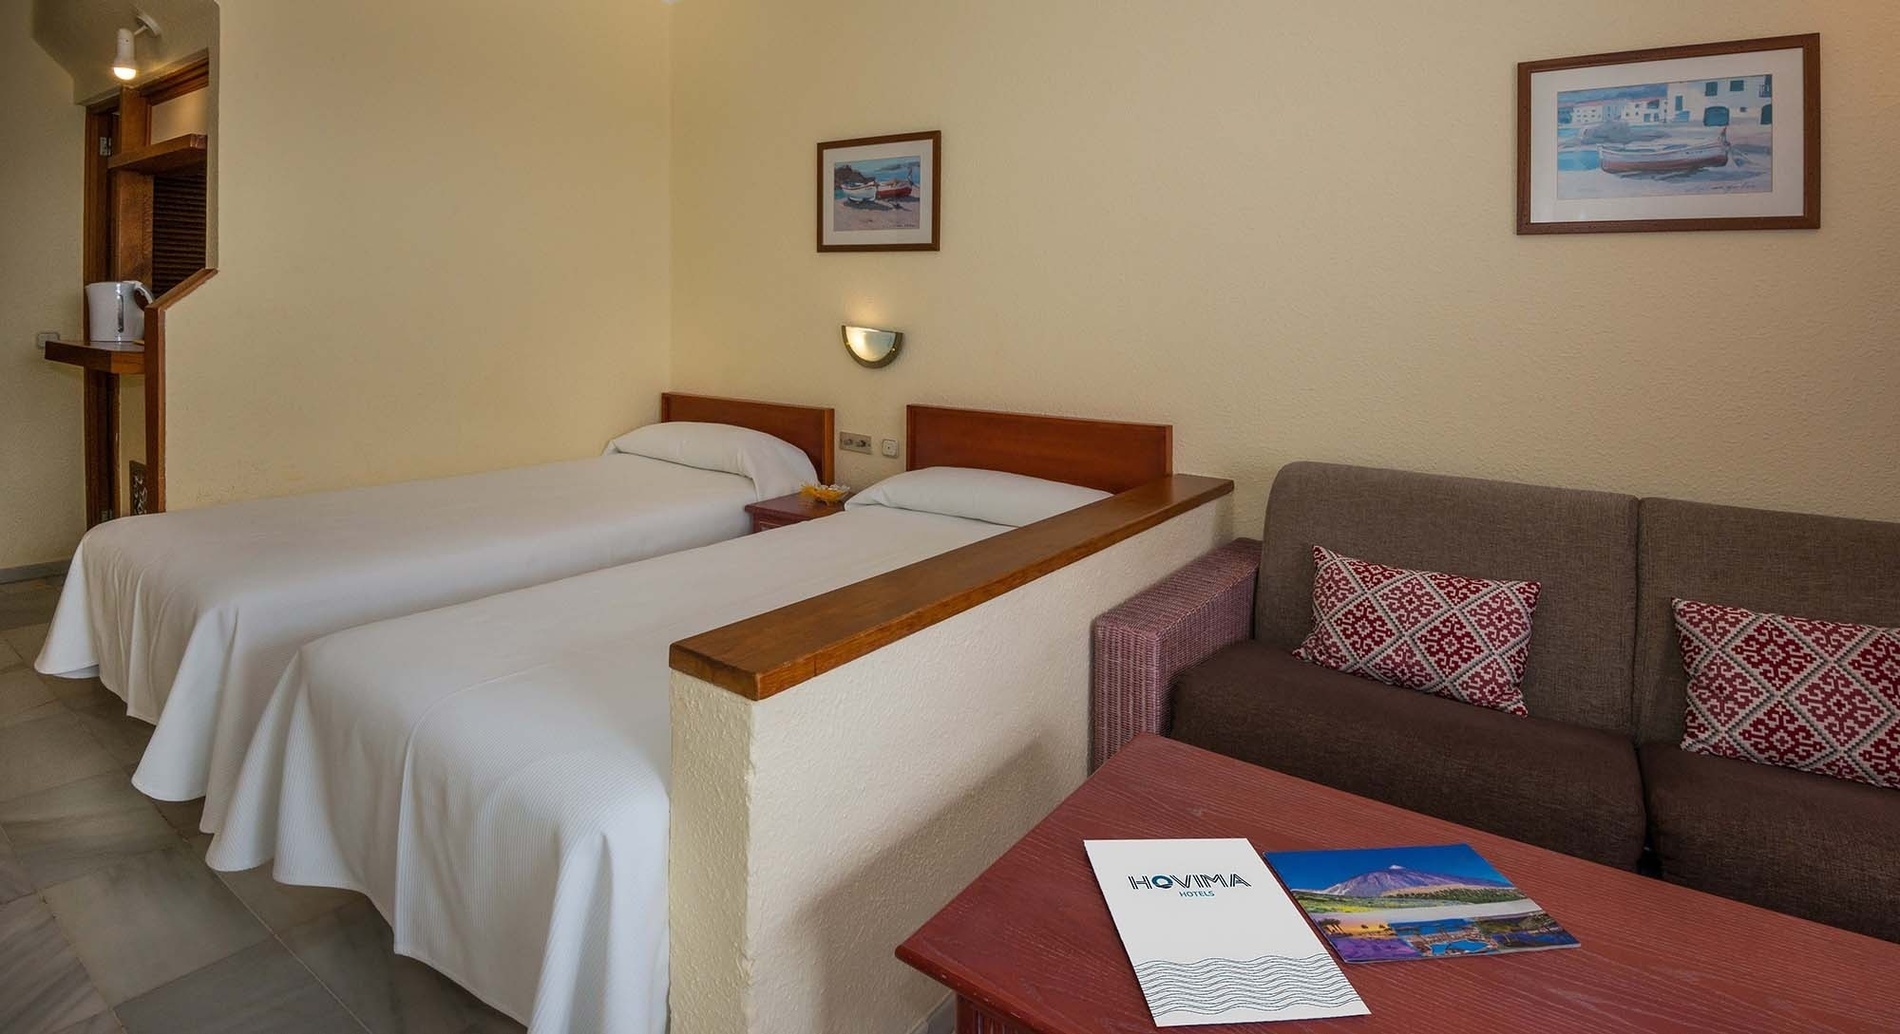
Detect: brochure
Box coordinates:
(1263, 843, 1580, 963)
(1084, 838, 1369, 1027)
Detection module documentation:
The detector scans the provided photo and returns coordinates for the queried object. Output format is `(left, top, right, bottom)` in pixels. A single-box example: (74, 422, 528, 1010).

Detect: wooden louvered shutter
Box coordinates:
(150, 167, 207, 297)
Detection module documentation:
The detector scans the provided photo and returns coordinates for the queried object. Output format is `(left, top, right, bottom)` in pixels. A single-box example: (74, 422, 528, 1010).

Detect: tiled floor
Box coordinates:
(0, 578, 526, 1034)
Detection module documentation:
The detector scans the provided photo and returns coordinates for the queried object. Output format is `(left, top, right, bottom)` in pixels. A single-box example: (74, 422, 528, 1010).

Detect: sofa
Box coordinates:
(1090, 461, 1900, 942)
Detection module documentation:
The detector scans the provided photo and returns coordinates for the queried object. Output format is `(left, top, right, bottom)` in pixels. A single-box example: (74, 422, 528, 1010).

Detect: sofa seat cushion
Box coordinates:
(1169, 640, 1646, 870)
(1640, 742, 1900, 942)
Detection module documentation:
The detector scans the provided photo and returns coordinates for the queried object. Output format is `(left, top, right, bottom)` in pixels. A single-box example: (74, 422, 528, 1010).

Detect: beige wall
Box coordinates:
(149, 87, 210, 141)
(118, 375, 144, 513)
(671, 1, 1900, 533)
(0, 0, 84, 569)
(164, 0, 672, 508)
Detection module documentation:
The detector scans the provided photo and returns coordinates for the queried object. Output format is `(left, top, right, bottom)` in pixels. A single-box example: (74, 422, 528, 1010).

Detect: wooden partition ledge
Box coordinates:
(670, 474, 1232, 700)
(661, 392, 836, 484)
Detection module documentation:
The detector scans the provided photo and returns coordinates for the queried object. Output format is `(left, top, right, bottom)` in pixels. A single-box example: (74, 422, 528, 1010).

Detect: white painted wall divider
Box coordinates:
(670, 497, 1229, 1033)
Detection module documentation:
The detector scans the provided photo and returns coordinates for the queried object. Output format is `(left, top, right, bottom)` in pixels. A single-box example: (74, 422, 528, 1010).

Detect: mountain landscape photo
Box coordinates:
(1320, 863, 1513, 899)
(1265, 844, 1580, 963)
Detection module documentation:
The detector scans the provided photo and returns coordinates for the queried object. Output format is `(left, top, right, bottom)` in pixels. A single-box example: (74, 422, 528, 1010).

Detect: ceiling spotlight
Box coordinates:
(112, 12, 162, 82)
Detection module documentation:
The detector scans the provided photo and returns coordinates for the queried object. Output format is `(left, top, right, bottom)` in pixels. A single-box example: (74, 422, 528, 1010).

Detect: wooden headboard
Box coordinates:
(906, 405, 1172, 494)
(661, 392, 836, 484)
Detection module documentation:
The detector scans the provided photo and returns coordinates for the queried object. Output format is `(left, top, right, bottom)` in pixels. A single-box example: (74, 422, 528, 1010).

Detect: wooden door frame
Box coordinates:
(78, 55, 211, 522)
(82, 103, 115, 296)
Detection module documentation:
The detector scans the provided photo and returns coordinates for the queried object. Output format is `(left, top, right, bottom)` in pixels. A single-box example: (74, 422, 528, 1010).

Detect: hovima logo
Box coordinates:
(1127, 873, 1254, 898)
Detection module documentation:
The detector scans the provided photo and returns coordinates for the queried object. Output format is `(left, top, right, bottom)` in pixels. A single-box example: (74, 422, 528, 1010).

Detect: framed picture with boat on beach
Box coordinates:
(817, 130, 940, 252)
(1518, 34, 1818, 234)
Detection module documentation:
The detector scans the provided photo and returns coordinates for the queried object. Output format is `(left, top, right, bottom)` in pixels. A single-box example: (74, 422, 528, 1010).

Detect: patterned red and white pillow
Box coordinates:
(1673, 599, 1900, 790)
(1293, 545, 1540, 716)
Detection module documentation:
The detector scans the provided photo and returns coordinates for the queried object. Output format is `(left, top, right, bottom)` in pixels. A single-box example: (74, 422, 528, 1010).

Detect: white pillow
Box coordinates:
(845, 467, 1110, 527)
(605, 422, 817, 500)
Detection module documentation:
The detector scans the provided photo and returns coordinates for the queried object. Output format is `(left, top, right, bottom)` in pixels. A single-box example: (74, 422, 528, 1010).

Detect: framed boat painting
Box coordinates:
(817, 130, 940, 252)
(1518, 34, 1818, 234)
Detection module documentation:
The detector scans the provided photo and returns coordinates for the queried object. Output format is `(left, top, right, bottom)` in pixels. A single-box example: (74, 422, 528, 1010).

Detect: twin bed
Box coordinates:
(210, 499, 1049, 1031)
(36, 400, 1220, 1034)
(35, 393, 833, 826)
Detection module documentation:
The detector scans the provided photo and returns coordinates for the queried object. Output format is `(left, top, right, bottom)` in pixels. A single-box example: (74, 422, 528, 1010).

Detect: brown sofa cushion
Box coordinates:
(1170, 641, 1647, 870)
(1640, 742, 1900, 942)
(1633, 497, 1900, 745)
(1257, 462, 1640, 735)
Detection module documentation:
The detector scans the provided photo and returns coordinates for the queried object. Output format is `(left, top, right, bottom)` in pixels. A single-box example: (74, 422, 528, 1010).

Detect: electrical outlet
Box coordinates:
(839, 432, 872, 454)
(35, 331, 60, 352)
(880, 438, 900, 458)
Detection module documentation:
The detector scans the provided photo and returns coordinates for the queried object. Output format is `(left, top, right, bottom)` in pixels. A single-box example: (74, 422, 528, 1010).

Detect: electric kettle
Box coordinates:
(87, 280, 154, 343)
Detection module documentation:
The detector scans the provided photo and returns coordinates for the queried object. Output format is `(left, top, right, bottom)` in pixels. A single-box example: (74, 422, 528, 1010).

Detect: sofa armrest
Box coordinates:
(1090, 538, 1261, 770)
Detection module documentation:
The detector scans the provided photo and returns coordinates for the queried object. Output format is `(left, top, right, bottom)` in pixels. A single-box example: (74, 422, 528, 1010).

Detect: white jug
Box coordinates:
(87, 280, 154, 343)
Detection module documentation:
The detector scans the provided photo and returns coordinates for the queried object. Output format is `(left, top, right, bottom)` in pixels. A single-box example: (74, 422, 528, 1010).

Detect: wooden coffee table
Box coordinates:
(898, 734, 1900, 1033)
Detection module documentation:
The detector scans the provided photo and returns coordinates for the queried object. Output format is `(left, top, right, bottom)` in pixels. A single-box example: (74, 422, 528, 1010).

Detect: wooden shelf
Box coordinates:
(108, 135, 207, 175)
(44, 340, 145, 375)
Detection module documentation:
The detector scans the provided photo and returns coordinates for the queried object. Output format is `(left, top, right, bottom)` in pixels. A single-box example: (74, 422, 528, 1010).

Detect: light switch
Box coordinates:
(880, 438, 900, 458)
(840, 432, 872, 455)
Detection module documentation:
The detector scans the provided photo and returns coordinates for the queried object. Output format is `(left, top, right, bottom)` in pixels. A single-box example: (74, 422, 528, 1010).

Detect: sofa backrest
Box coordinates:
(1633, 498, 1900, 744)
(1258, 462, 1641, 735)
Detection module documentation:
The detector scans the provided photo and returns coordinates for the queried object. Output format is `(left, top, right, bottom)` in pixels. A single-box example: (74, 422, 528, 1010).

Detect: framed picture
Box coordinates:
(817, 130, 940, 252)
(1518, 34, 1818, 234)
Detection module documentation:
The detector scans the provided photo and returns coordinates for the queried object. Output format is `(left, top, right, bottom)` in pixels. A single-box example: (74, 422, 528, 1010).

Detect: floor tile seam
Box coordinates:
(219, 864, 377, 1034)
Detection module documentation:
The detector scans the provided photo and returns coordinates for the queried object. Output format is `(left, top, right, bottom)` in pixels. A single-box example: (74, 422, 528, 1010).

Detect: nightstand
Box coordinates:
(744, 492, 850, 533)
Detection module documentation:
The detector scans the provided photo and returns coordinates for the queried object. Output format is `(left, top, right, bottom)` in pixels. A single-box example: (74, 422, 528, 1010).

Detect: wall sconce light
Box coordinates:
(842, 325, 903, 369)
(112, 12, 163, 82)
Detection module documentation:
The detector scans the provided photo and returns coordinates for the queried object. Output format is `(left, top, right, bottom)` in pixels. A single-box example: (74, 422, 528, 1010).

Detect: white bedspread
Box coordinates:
(37, 454, 772, 827)
(206, 507, 1004, 1033)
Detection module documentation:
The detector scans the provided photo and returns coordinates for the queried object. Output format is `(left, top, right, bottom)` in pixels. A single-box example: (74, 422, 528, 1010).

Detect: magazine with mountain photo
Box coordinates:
(1263, 843, 1580, 963)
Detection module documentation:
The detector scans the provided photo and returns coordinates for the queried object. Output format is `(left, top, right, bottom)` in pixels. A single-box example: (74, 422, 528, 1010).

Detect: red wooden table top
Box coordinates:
(897, 734, 1900, 1033)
